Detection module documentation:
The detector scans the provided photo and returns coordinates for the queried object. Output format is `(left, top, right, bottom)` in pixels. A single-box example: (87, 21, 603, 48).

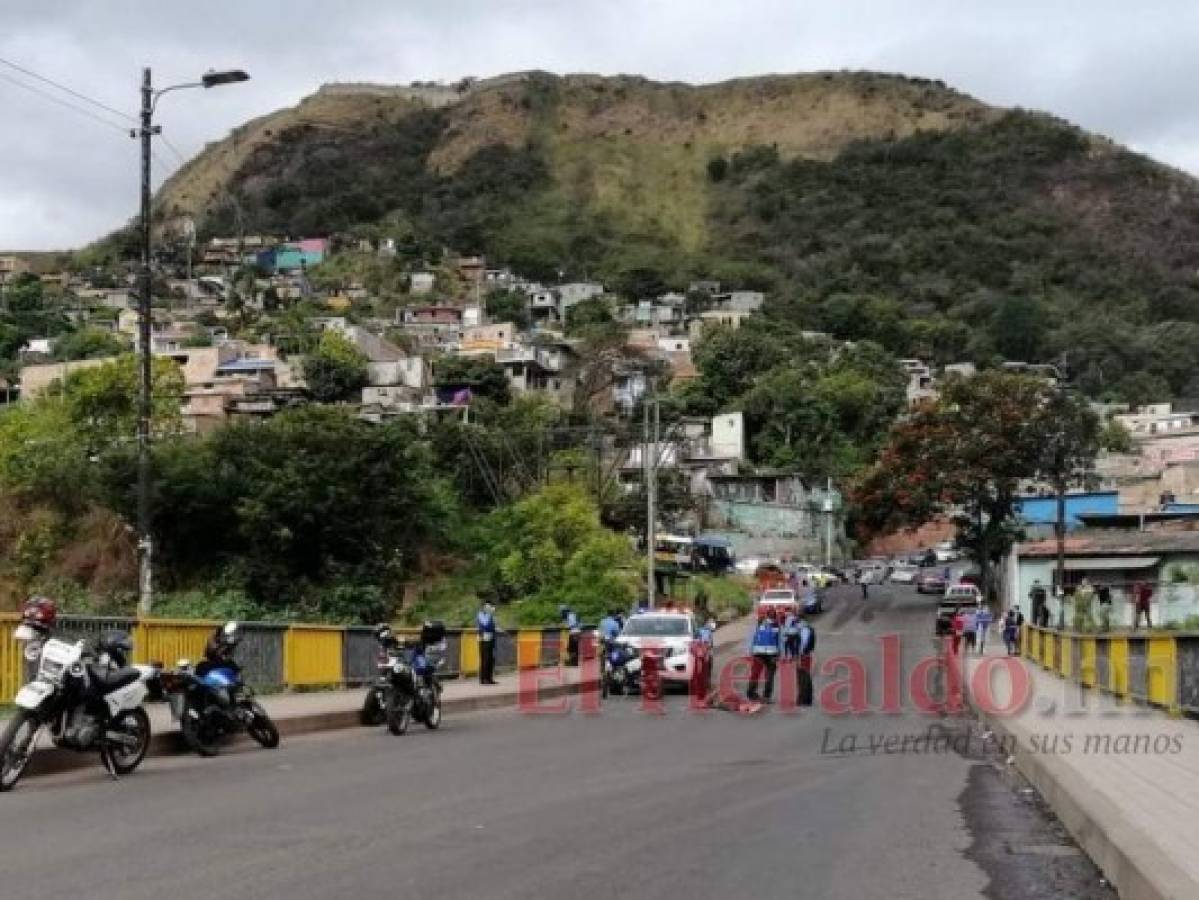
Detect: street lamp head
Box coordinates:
(202, 69, 250, 88)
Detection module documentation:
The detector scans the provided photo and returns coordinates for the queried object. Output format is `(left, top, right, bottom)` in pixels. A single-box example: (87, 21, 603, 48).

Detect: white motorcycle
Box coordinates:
(0, 623, 159, 791)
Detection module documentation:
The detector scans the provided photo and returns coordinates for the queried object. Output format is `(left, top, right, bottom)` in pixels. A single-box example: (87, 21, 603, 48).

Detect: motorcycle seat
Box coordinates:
(88, 664, 142, 694)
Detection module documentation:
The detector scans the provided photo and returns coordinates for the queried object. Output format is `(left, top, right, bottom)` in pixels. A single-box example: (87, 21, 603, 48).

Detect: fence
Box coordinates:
(0, 614, 573, 704)
(1023, 623, 1199, 715)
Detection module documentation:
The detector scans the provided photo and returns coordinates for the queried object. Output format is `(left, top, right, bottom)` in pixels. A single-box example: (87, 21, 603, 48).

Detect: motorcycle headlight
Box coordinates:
(23, 642, 42, 662)
(392, 662, 405, 674)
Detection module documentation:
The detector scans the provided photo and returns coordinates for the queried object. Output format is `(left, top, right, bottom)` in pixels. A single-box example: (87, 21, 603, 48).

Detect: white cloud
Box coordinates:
(1, 0, 1196, 248)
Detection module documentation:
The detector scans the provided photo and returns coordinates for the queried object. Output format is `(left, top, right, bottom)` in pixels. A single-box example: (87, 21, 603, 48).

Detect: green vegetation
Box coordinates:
(165, 82, 1199, 405)
(712, 113, 1199, 401)
(301, 331, 369, 403)
(683, 321, 906, 477)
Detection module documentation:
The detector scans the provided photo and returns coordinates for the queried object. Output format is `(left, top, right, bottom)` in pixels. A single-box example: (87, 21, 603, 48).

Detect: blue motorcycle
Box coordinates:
(163, 624, 279, 757)
(601, 640, 641, 697)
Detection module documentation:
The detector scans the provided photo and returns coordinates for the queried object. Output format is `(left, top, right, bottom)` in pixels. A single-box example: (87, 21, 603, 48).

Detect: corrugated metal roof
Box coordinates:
(1019, 528, 1199, 557)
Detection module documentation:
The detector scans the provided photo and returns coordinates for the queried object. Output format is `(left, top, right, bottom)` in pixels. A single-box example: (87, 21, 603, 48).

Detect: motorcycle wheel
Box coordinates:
(423, 695, 442, 730)
(181, 701, 219, 757)
(246, 702, 280, 749)
(0, 711, 39, 792)
(386, 690, 412, 736)
(359, 689, 385, 727)
(107, 708, 151, 775)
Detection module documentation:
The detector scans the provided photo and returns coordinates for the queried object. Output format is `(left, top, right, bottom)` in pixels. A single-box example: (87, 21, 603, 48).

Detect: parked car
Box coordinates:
(735, 556, 769, 576)
(889, 564, 919, 584)
(757, 588, 798, 618)
(916, 570, 948, 595)
(935, 586, 981, 635)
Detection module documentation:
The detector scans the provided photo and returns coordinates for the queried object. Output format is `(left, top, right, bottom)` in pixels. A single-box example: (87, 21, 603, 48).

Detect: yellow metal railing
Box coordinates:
(0, 615, 23, 707)
(285, 625, 344, 686)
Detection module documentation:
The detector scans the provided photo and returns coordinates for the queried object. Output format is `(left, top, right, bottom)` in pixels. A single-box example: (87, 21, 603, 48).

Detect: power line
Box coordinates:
(0, 69, 129, 136)
(159, 133, 188, 166)
(0, 53, 134, 124)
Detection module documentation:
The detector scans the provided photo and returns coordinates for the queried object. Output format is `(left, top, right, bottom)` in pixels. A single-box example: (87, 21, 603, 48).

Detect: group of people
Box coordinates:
(746, 608, 817, 705)
(949, 602, 1025, 656)
(1028, 577, 1156, 632)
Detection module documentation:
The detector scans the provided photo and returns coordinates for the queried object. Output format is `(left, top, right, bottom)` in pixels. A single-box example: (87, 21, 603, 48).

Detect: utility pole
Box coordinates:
(824, 476, 834, 568)
(644, 391, 658, 610)
(132, 66, 249, 616)
(136, 67, 158, 616)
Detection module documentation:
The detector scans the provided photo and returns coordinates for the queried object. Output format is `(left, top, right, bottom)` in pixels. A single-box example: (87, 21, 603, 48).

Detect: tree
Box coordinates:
(302, 331, 369, 403)
(52, 328, 127, 362)
(434, 355, 511, 406)
(481, 482, 638, 623)
(484, 289, 531, 330)
(853, 372, 1097, 600)
(1100, 417, 1134, 453)
(565, 298, 613, 334)
(691, 323, 785, 409)
(4, 273, 44, 313)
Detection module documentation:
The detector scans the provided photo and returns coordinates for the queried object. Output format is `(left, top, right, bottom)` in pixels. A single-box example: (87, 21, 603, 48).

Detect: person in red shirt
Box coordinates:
(1133, 581, 1154, 629)
(950, 608, 966, 655)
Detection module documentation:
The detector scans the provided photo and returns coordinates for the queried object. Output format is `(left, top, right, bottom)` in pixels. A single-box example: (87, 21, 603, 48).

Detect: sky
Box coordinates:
(2, 0, 1197, 250)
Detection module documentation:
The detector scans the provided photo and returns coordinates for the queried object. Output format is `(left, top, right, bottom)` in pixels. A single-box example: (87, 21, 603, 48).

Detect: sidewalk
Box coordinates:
(965, 642, 1199, 900)
(22, 618, 752, 779)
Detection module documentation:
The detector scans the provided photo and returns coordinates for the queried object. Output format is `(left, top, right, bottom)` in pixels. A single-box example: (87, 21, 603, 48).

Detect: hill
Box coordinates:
(148, 70, 1199, 401)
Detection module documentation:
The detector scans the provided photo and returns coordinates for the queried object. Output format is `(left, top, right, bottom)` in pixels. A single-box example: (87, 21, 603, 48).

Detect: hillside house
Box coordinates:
(409, 272, 435, 295)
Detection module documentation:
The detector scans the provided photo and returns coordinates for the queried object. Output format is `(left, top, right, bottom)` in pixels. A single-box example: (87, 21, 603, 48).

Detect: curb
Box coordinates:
(969, 679, 1197, 900)
(25, 677, 593, 780)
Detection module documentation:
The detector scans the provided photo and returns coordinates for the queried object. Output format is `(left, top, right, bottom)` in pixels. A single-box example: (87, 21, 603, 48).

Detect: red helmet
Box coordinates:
(21, 596, 58, 631)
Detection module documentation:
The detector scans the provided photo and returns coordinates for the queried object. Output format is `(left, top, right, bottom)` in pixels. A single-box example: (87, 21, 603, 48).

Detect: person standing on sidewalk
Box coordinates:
(746, 610, 782, 704)
(1029, 580, 1047, 629)
(1002, 609, 1019, 655)
(962, 604, 979, 653)
(1097, 583, 1113, 632)
(975, 602, 994, 653)
(1133, 580, 1154, 629)
(561, 605, 582, 666)
(476, 600, 500, 685)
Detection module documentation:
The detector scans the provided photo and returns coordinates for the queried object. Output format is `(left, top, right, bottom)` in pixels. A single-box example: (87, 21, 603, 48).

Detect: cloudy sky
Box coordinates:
(2, 0, 1195, 250)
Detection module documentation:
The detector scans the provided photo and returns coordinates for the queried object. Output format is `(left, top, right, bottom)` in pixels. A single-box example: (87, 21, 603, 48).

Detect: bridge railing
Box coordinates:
(1023, 623, 1199, 715)
(0, 614, 575, 703)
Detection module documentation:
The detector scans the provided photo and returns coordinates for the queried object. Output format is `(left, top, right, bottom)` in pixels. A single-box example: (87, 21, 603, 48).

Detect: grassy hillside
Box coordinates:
(143, 70, 1199, 401)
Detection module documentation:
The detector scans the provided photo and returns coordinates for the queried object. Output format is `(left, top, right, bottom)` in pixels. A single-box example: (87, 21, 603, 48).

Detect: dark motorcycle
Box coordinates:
(1, 599, 159, 791)
(162, 622, 279, 757)
(360, 622, 445, 736)
(601, 640, 640, 697)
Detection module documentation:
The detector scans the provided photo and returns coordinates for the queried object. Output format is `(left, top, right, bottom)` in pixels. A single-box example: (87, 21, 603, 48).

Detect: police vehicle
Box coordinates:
(616, 611, 701, 687)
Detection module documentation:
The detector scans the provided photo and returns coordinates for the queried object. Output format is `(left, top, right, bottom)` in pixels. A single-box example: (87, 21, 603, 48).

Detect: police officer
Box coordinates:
(747, 610, 782, 703)
(782, 609, 801, 660)
(561, 605, 582, 666)
(599, 609, 622, 641)
(476, 600, 499, 685)
(796, 615, 817, 706)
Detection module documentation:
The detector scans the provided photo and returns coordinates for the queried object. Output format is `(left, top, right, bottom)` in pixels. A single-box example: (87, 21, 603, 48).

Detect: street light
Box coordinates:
(134, 66, 248, 615)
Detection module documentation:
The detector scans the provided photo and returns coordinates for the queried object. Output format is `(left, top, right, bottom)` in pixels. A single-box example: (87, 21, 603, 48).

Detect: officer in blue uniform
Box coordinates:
(747, 610, 782, 703)
(781, 609, 801, 660)
(599, 609, 622, 642)
(561, 605, 582, 666)
(476, 600, 499, 685)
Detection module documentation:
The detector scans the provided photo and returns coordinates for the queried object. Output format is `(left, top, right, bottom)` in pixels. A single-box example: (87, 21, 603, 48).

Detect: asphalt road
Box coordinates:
(0, 584, 1110, 900)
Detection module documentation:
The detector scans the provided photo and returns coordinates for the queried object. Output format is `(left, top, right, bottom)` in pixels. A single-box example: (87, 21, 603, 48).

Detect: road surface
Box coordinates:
(0, 584, 1110, 899)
